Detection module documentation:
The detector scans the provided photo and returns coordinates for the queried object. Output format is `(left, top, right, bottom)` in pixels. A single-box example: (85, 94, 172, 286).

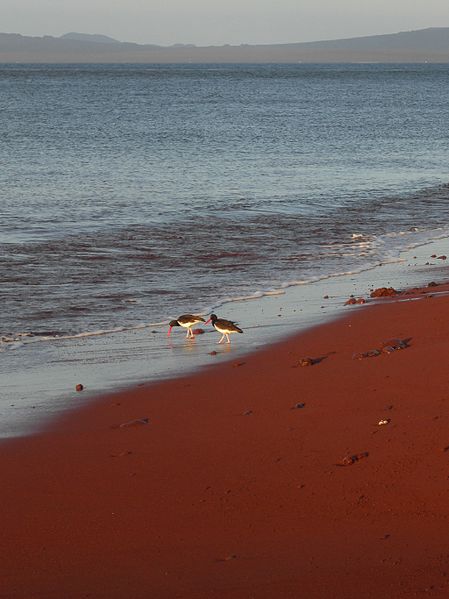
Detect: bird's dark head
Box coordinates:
(208, 314, 218, 324)
(167, 320, 180, 337)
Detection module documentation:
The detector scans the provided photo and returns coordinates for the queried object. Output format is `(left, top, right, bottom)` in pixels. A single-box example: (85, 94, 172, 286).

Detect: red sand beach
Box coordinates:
(2, 282, 449, 598)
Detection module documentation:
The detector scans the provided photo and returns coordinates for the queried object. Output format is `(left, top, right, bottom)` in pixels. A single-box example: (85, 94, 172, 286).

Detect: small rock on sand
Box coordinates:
(298, 357, 314, 367)
(381, 346, 396, 354)
(118, 417, 149, 428)
(75, 384, 84, 392)
(370, 287, 399, 298)
(291, 402, 306, 410)
(339, 451, 369, 466)
(381, 338, 409, 350)
(352, 349, 381, 360)
(216, 554, 238, 562)
(345, 297, 366, 305)
(355, 338, 410, 359)
(110, 450, 133, 458)
(437, 255, 447, 260)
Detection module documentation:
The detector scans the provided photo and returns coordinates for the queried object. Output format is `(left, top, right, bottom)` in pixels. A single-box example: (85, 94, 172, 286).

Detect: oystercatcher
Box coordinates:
(167, 314, 206, 339)
(205, 314, 243, 344)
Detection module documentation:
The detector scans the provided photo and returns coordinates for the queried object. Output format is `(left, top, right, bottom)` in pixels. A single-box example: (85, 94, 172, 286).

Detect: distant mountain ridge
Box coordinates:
(60, 32, 121, 44)
(1, 27, 449, 63)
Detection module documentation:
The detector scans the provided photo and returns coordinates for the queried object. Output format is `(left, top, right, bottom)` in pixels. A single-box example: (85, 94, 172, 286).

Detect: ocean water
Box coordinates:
(1, 63, 449, 430)
(2, 63, 449, 345)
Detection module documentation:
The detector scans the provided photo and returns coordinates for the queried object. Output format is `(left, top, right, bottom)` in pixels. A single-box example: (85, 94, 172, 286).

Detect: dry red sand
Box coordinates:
(2, 285, 449, 598)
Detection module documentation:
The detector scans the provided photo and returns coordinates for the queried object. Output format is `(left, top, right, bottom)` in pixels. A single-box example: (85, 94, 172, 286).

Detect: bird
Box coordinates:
(205, 314, 243, 344)
(167, 314, 206, 339)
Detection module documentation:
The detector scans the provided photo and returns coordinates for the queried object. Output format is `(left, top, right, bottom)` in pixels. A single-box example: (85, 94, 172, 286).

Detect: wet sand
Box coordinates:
(2, 281, 449, 598)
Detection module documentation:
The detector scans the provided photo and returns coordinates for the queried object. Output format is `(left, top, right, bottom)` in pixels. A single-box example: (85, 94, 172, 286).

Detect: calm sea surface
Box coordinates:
(2, 63, 449, 346)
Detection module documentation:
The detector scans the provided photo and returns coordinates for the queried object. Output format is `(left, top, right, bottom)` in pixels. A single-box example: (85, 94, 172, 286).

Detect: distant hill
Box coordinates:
(1, 27, 449, 63)
(60, 32, 121, 44)
(288, 27, 449, 52)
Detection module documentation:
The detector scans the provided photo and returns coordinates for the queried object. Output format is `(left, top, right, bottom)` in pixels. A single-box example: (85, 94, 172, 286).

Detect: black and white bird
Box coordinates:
(205, 314, 243, 344)
(167, 314, 205, 339)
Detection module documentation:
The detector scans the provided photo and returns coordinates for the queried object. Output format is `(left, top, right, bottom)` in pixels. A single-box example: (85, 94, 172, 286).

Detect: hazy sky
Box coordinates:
(3, 0, 449, 46)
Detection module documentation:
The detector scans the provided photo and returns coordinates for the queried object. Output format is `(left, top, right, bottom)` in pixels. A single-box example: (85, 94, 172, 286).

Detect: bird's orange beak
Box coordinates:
(167, 326, 173, 337)
(204, 318, 211, 325)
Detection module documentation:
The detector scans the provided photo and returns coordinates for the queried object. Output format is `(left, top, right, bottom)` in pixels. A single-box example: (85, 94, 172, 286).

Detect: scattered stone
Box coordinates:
(381, 345, 396, 354)
(110, 450, 133, 458)
(370, 287, 399, 298)
(298, 357, 314, 367)
(242, 410, 253, 416)
(437, 255, 447, 260)
(344, 297, 366, 305)
(442, 445, 449, 453)
(323, 295, 329, 299)
(209, 350, 218, 355)
(428, 281, 439, 287)
(75, 384, 84, 392)
(431, 254, 437, 258)
(352, 349, 381, 360)
(233, 362, 246, 367)
(338, 451, 369, 466)
(291, 402, 306, 410)
(355, 338, 409, 359)
(381, 338, 410, 351)
(192, 328, 204, 335)
(378, 419, 391, 426)
(118, 417, 149, 428)
(216, 554, 238, 562)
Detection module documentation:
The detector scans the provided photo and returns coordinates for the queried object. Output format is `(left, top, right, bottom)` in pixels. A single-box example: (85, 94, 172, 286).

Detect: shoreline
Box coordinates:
(2, 273, 449, 597)
(3, 235, 449, 438)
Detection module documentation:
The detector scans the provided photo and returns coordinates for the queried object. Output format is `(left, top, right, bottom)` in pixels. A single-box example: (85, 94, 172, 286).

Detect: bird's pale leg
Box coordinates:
(226, 334, 231, 344)
(218, 334, 225, 344)
(185, 329, 190, 339)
